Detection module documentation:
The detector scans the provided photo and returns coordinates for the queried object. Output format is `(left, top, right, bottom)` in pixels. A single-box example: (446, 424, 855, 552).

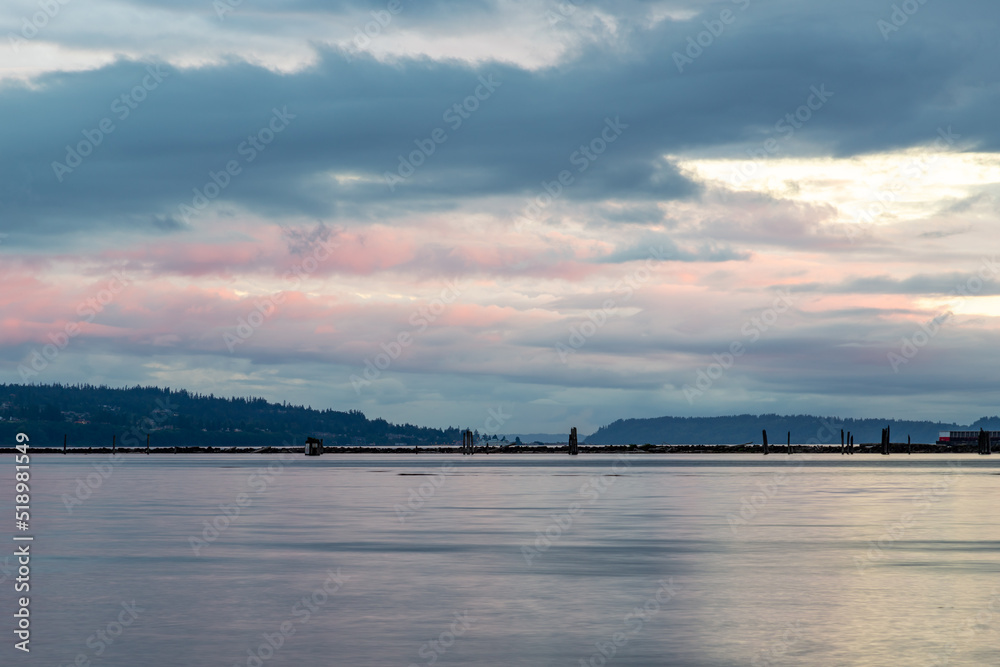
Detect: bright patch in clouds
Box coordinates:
(677, 151, 1000, 225)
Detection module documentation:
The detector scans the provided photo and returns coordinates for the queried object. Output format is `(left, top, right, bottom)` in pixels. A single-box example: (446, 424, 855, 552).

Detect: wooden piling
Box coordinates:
(840, 429, 845, 455)
(907, 435, 911, 455)
(762, 429, 768, 455)
(787, 431, 791, 455)
(850, 433, 854, 454)
(568, 427, 578, 456)
(112, 434, 116, 452)
(146, 433, 150, 455)
(63, 434, 67, 454)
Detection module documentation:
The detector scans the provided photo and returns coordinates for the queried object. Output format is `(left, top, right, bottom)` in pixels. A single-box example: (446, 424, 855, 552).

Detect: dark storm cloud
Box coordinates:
(2, 0, 998, 246)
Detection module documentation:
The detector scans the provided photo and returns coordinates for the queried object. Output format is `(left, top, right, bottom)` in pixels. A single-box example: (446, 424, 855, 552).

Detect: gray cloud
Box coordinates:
(2, 0, 999, 245)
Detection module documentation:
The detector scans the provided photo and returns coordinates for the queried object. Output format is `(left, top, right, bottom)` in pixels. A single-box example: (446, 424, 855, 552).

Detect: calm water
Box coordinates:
(2, 453, 998, 666)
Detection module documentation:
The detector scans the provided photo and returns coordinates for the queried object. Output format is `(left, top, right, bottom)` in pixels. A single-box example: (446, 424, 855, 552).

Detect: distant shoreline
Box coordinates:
(1, 443, 985, 454)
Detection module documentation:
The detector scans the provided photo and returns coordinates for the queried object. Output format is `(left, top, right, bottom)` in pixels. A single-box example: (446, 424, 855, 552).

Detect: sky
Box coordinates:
(1, 0, 999, 434)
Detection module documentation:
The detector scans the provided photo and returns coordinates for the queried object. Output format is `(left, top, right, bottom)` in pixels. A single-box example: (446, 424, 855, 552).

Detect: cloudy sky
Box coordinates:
(2, 0, 999, 434)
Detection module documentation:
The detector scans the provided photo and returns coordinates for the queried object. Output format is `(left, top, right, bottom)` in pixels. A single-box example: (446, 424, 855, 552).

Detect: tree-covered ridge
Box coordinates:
(585, 413, 1000, 445)
(0, 383, 461, 447)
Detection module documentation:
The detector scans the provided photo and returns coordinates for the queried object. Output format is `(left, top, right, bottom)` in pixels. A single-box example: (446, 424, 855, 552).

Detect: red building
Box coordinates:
(937, 430, 1000, 444)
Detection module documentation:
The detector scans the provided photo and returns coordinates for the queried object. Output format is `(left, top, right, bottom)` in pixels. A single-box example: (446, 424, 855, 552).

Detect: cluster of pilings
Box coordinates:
(761, 430, 792, 455)
(568, 427, 579, 455)
(461, 429, 475, 455)
(839, 429, 855, 455)
(877, 427, 913, 455)
(978, 428, 993, 455)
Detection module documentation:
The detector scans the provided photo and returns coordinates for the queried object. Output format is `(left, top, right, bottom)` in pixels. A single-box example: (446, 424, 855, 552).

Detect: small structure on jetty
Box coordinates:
(305, 436, 324, 456)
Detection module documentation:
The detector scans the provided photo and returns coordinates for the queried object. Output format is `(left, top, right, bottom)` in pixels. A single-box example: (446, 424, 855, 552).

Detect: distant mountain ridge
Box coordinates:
(584, 414, 1000, 445)
(5, 383, 998, 448)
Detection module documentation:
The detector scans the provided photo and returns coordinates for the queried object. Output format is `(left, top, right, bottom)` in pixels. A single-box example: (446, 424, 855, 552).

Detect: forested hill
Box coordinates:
(0, 383, 460, 448)
(585, 414, 1000, 445)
